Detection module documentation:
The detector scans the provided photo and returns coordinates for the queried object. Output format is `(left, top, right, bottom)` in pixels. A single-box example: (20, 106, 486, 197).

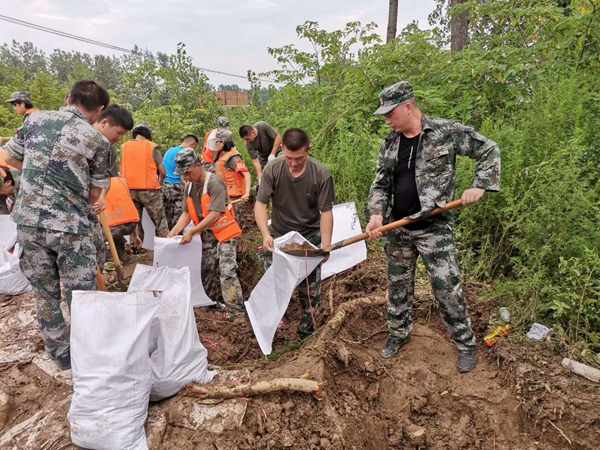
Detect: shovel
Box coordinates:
(98, 211, 126, 287)
(281, 199, 464, 257)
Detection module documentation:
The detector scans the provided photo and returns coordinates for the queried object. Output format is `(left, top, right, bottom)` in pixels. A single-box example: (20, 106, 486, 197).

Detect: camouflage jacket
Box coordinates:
(4, 106, 110, 234)
(368, 116, 501, 220)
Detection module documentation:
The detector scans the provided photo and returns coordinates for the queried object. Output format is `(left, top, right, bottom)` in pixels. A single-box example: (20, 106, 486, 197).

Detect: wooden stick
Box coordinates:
(96, 268, 106, 291)
(184, 377, 322, 400)
(98, 211, 125, 283)
(561, 358, 600, 383)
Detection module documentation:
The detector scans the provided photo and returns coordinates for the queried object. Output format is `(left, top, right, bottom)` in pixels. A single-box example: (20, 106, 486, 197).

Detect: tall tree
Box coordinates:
(386, 0, 399, 43)
(450, 0, 469, 52)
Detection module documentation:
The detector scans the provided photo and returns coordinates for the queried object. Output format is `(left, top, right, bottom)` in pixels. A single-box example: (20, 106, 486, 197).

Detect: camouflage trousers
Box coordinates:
(161, 183, 184, 230)
(201, 231, 243, 307)
(263, 231, 322, 335)
(17, 225, 97, 360)
(130, 189, 169, 237)
(384, 222, 476, 351)
(111, 222, 137, 260)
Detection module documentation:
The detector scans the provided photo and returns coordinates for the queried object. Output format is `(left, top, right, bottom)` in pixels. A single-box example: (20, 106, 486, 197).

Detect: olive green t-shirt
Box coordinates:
(257, 157, 335, 237)
(246, 121, 277, 168)
(184, 174, 227, 220)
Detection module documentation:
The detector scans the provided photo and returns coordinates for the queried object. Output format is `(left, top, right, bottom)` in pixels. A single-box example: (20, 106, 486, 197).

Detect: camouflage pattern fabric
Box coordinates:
(111, 222, 137, 261)
(17, 225, 97, 360)
(3, 105, 110, 235)
(384, 223, 476, 351)
(201, 230, 223, 303)
(130, 189, 169, 237)
(161, 183, 184, 230)
(368, 115, 501, 220)
(5, 106, 109, 233)
(218, 239, 243, 307)
(262, 230, 322, 336)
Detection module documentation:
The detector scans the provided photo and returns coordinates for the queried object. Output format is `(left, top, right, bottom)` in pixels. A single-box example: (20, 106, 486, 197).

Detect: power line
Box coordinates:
(0, 13, 269, 82)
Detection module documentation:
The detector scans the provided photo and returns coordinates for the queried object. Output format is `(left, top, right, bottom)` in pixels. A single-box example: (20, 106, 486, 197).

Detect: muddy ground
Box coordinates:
(0, 236, 599, 449)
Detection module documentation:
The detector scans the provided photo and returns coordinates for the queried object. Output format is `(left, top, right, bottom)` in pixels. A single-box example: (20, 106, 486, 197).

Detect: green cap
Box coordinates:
(6, 91, 32, 104)
(373, 81, 415, 115)
(175, 148, 199, 175)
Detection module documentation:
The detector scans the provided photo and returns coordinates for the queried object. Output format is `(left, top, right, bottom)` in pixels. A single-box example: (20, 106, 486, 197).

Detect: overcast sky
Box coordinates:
(0, 1, 436, 88)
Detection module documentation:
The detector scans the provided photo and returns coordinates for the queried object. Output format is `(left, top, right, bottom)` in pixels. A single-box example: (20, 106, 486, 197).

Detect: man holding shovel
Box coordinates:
(255, 128, 335, 338)
(366, 81, 501, 373)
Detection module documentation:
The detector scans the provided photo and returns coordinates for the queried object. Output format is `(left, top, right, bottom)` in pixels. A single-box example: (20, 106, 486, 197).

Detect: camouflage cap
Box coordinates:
(207, 128, 234, 151)
(5, 91, 32, 104)
(175, 148, 200, 175)
(373, 81, 415, 115)
(216, 116, 230, 127)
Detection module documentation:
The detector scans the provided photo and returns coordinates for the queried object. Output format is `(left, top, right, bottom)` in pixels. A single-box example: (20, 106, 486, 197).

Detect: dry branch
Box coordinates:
(184, 378, 322, 400)
(315, 296, 386, 347)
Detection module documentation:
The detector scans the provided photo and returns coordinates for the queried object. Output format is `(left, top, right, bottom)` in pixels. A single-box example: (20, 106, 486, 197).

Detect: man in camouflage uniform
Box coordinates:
(91, 105, 135, 269)
(167, 149, 233, 308)
(205, 129, 250, 309)
(366, 81, 501, 373)
(162, 134, 199, 229)
(6, 91, 39, 122)
(0, 80, 111, 370)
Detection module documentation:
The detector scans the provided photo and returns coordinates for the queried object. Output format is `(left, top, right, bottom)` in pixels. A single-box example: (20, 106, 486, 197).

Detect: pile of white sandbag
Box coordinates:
(0, 215, 31, 296)
(68, 265, 215, 450)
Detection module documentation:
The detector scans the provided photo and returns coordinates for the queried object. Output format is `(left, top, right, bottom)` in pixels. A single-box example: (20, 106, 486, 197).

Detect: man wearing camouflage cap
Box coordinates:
(6, 91, 39, 121)
(168, 148, 242, 310)
(204, 128, 250, 308)
(366, 81, 501, 373)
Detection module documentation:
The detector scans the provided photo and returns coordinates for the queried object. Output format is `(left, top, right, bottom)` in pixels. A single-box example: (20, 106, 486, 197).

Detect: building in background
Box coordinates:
(215, 90, 250, 107)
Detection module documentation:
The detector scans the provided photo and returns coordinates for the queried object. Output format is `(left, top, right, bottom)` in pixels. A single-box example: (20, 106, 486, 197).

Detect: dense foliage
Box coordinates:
(0, 0, 598, 358)
(232, 0, 600, 357)
(0, 42, 223, 145)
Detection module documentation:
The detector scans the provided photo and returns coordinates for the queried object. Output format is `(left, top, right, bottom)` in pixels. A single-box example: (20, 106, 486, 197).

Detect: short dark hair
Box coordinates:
(132, 127, 152, 140)
(182, 134, 199, 144)
(68, 80, 110, 112)
(282, 128, 310, 151)
(99, 104, 134, 130)
(14, 100, 34, 109)
(239, 125, 254, 138)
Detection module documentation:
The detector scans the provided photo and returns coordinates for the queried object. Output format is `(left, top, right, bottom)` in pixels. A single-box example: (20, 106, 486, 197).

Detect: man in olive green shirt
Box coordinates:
(255, 128, 335, 337)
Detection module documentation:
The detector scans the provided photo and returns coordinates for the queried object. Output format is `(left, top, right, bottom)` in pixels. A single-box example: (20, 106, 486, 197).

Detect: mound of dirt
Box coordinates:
(1, 247, 598, 449)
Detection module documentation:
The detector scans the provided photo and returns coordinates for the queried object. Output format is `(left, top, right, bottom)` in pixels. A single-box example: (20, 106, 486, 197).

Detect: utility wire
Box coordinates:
(0, 13, 269, 82)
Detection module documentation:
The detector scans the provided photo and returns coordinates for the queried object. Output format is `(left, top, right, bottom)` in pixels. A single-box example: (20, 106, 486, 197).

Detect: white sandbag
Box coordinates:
(0, 244, 31, 295)
(321, 202, 367, 280)
(68, 290, 160, 450)
(128, 264, 215, 400)
(142, 208, 155, 250)
(245, 232, 324, 355)
(153, 236, 214, 307)
(0, 214, 17, 250)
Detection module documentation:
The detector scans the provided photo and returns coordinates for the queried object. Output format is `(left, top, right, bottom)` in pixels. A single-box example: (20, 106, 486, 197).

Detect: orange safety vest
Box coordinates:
(120, 139, 161, 190)
(185, 174, 242, 243)
(215, 148, 246, 199)
(201, 129, 216, 164)
(104, 177, 140, 227)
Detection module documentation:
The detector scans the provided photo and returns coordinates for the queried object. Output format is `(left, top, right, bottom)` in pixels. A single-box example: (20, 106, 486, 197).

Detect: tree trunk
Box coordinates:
(450, 0, 469, 52)
(386, 0, 399, 43)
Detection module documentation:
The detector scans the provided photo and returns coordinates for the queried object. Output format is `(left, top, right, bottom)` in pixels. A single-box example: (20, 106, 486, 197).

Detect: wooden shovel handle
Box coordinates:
(98, 211, 123, 274)
(330, 199, 464, 252)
